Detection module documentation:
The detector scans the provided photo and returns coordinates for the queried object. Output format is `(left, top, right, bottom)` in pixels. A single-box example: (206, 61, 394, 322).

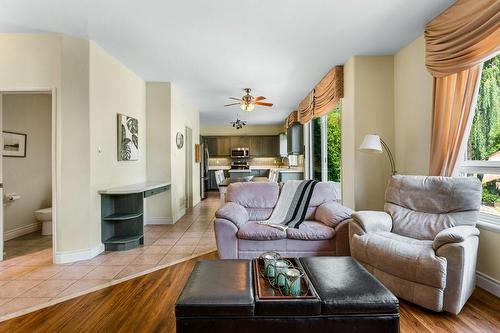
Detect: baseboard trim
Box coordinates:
(476, 271, 500, 297)
(145, 217, 173, 225)
(4, 222, 41, 241)
(54, 243, 104, 264)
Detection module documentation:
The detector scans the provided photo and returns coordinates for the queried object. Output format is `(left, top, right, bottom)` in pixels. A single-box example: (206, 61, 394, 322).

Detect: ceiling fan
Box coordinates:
(224, 88, 273, 111)
(230, 117, 247, 130)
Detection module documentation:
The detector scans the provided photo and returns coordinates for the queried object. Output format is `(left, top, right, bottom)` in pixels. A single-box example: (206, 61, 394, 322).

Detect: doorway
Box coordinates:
(185, 126, 193, 209)
(0, 91, 55, 262)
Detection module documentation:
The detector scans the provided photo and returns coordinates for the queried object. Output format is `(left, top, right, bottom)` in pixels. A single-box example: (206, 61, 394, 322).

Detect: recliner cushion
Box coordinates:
(351, 232, 447, 289)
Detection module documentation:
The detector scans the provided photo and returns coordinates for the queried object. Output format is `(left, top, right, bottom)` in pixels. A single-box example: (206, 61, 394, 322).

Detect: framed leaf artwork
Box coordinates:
(117, 113, 138, 161)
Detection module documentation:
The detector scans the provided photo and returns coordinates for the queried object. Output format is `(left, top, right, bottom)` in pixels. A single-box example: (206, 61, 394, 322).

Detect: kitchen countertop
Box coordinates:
(209, 165, 304, 173)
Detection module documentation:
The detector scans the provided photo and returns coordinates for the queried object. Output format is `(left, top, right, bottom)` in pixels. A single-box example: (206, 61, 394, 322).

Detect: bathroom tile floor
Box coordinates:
(0, 192, 220, 320)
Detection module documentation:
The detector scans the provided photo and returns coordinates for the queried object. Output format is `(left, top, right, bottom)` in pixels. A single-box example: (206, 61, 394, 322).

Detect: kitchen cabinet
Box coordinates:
(287, 123, 304, 154)
(203, 135, 281, 157)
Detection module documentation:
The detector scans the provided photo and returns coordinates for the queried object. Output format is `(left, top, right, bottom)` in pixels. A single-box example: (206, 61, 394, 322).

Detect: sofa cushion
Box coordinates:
(351, 232, 446, 289)
(315, 201, 354, 228)
(228, 182, 279, 209)
(286, 221, 335, 240)
(247, 208, 274, 221)
(237, 221, 286, 240)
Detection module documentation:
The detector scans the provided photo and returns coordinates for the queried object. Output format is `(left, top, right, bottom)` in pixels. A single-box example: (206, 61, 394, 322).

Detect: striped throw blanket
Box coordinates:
(258, 180, 318, 230)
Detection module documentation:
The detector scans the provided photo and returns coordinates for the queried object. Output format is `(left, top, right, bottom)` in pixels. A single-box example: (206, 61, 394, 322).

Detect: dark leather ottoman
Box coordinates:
(175, 257, 399, 333)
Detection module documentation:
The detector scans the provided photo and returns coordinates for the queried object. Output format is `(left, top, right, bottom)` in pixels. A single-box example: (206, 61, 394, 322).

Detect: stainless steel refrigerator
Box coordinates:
(200, 143, 209, 199)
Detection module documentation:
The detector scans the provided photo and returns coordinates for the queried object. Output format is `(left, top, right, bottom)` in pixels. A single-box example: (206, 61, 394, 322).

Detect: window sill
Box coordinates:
(477, 220, 500, 233)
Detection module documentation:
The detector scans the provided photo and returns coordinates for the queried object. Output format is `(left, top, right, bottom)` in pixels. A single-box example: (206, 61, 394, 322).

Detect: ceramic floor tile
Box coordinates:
(71, 255, 109, 266)
(0, 266, 36, 280)
(143, 246, 172, 254)
(82, 266, 125, 280)
(175, 237, 201, 246)
(0, 280, 44, 298)
(113, 265, 157, 280)
(21, 265, 67, 280)
(20, 279, 76, 298)
(56, 279, 111, 298)
(51, 266, 95, 280)
(130, 254, 165, 265)
(100, 255, 138, 266)
(158, 254, 192, 265)
(152, 238, 178, 246)
(0, 298, 12, 306)
(161, 232, 184, 239)
(183, 232, 205, 237)
(168, 245, 196, 255)
(0, 297, 51, 316)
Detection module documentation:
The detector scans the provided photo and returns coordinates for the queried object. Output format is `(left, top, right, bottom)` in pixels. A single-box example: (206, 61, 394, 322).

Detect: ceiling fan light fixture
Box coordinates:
(240, 102, 255, 112)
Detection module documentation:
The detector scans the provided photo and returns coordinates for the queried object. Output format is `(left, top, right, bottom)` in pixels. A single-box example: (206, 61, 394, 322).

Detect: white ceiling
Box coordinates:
(0, 0, 452, 125)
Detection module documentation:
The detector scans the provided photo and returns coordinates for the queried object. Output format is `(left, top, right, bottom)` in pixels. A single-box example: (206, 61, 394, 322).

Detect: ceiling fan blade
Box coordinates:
(229, 97, 242, 101)
(255, 96, 266, 101)
(255, 102, 273, 107)
(224, 102, 241, 107)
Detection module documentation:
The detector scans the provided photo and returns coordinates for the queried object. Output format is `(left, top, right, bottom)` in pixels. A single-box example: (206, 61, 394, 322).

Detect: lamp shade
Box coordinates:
(359, 134, 383, 153)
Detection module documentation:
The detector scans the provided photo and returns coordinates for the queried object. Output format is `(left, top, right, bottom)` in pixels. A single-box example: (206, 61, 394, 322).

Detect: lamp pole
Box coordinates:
(379, 138, 397, 175)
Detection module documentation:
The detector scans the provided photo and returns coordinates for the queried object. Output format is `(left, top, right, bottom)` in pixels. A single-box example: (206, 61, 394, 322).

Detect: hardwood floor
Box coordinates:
(0, 251, 498, 333)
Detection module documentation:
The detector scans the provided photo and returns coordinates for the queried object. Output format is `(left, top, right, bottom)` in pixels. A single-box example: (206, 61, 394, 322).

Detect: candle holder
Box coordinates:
(259, 251, 281, 278)
(278, 266, 306, 296)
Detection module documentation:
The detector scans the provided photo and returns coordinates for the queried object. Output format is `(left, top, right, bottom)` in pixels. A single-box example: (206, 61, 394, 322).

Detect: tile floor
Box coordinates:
(0, 192, 220, 320)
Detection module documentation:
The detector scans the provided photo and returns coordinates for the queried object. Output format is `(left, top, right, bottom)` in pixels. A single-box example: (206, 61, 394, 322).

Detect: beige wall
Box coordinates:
(146, 83, 201, 223)
(146, 82, 172, 223)
(394, 35, 433, 175)
(2, 94, 52, 233)
(477, 228, 500, 281)
(89, 41, 146, 245)
(201, 124, 284, 136)
(171, 84, 200, 220)
(341, 56, 395, 210)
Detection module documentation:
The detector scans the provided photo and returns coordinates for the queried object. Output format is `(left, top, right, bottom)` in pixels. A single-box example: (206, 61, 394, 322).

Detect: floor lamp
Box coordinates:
(359, 134, 397, 175)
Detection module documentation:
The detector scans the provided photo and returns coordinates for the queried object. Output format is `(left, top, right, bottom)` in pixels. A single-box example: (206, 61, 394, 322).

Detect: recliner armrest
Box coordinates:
(433, 226, 480, 250)
(351, 211, 393, 233)
(215, 202, 249, 227)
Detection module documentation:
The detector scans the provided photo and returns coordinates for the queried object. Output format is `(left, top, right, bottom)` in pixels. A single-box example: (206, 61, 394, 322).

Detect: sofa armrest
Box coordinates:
(315, 201, 354, 228)
(433, 226, 480, 251)
(351, 211, 393, 234)
(215, 202, 249, 227)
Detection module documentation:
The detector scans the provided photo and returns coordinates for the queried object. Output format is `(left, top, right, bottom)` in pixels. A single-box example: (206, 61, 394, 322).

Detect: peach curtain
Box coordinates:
(285, 110, 298, 128)
(314, 66, 344, 117)
(426, 0, 500, 176)
(429, 65, 482, 176)
(298, 91, 314, 124)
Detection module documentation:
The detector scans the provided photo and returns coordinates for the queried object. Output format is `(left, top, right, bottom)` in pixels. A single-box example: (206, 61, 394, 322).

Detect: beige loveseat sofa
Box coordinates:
(350, 175, 482, 314)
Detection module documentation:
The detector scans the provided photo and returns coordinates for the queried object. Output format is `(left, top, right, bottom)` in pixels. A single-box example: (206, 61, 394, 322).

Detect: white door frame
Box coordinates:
(185, 126, 193, 209)
(0, 87, 57, 262)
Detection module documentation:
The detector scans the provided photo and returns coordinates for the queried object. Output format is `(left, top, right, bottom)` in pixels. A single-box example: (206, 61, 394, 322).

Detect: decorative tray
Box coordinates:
(252, 258, 319, 300)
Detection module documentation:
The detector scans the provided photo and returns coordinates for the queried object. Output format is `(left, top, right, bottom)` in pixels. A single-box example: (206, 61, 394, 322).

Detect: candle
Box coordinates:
(263, 254, 276, 277)
(274, 260, 289, 287)
(284, 269, 301, 296)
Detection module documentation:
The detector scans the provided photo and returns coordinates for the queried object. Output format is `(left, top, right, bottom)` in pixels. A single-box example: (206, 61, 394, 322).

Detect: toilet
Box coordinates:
(34, 207, 52, 235)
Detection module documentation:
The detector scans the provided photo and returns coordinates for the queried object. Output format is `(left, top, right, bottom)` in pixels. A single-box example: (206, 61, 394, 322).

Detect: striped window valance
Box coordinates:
(293, 65, 344, 125)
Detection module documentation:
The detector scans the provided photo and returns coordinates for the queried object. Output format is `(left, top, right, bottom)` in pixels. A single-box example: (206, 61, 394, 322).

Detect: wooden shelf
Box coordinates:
(103, 212, 143, 221)
(103, 234, 144, 251)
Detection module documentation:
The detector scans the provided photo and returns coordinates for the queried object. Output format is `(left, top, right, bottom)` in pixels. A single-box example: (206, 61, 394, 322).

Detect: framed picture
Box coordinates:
(3, 131, 27, 157)
(117, 113, 139, 161)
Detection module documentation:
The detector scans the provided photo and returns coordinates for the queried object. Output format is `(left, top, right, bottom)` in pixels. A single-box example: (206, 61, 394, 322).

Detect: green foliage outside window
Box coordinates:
(327, 104, 341, 182)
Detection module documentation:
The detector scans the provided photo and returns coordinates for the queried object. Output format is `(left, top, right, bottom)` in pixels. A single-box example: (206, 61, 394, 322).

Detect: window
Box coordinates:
(307, 103, 342, 183)
(459, 55, 500, 225)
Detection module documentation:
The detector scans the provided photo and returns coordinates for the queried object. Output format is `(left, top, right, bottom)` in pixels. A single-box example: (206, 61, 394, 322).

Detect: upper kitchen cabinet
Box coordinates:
(204, 135, 281, 157)
(287, 123, 304, 154)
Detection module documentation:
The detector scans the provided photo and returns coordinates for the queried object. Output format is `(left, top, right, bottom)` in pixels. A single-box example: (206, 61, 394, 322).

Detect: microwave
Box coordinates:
(231, 147, 250, 158)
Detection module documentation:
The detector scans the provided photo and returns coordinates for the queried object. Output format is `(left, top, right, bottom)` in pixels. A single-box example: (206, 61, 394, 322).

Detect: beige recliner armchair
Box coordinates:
(350, 175, 482, 314)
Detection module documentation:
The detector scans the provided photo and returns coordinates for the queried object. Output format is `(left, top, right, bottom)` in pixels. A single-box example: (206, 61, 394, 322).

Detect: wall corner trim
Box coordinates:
(54, 243, 104, 264)
(476, 271, 500, 297)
